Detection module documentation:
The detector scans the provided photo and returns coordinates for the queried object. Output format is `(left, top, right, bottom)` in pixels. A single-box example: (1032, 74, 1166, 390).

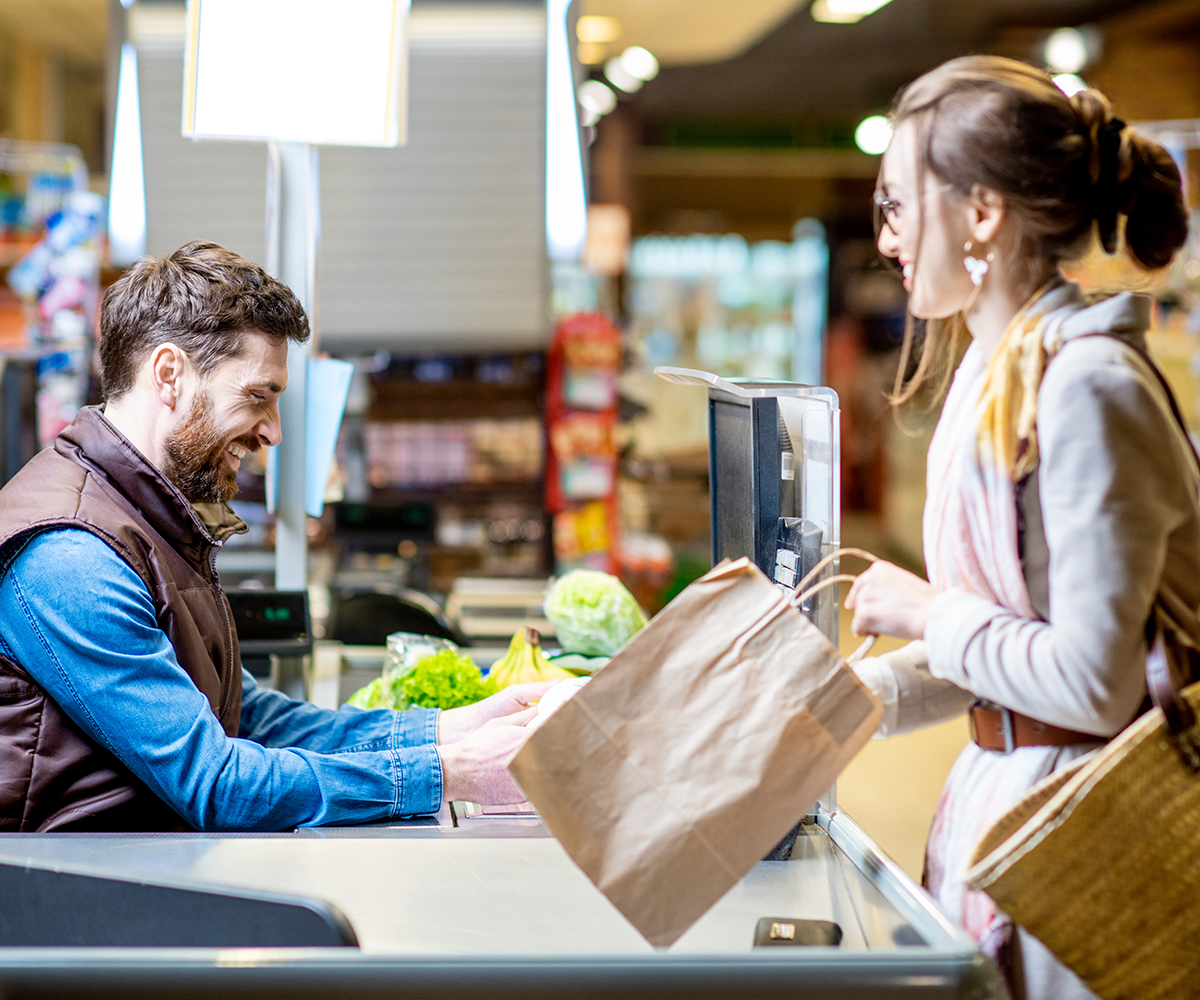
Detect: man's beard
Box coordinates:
(164, 391, 254, 504)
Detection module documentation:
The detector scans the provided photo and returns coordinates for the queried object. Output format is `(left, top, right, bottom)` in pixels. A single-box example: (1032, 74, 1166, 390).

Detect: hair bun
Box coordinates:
(1069, 90, 1123, 251)
(1070, 88, 1186, 268)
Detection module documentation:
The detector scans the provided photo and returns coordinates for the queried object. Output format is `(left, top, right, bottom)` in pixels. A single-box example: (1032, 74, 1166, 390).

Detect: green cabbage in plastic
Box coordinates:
(544, 570, 647, 656)
(345, 674, 403, 710)
(399, 649, 496, 710)
(345, 649, 494, 711)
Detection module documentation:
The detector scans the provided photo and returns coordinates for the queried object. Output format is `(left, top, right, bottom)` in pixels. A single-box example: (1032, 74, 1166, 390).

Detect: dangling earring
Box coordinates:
(963, 241, 994, 287)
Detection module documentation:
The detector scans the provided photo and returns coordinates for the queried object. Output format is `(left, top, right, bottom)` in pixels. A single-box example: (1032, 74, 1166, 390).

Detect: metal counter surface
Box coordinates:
(0, 807, 1005, 998)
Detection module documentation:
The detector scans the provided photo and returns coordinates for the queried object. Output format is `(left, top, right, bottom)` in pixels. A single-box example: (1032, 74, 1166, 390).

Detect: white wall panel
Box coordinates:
(319, 38, 546, 352)
(139, 48, 268, 266)
(134, 3, 547, 353)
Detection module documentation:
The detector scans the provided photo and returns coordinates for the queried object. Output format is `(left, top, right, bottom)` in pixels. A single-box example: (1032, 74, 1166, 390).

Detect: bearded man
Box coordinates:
(0, 242, 542, 831)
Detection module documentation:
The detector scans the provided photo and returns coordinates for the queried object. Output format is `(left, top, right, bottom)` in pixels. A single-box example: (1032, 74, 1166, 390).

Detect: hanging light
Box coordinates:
(854, 114, 892, 155)
(1052, 73, 1088, 97)
(546, 0, 588, 263)
(605, 58, 641, 93)
(1045, 28, 1088, 74)
(576, 14, 621, 65)
(605, 45, 659, 94)
(811, 0, 895, 24)
(618, 46, 658, 82)
(576, 15, 621, 44)
(578, 80, 617, 118)
(109, 42, 146, 266)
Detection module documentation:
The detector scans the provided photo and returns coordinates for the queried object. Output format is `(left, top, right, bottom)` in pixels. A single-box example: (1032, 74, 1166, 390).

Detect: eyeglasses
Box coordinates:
(873, 192, 902, 230)
(873, 182, 958, 232)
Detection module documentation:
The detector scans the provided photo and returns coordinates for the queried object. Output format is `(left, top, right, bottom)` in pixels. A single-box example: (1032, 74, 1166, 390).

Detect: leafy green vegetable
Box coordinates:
(399, 649, 497, 710)
(544, 570, 648, 657)
(345, 649, 494, 711)
(345, 674, 405, 710)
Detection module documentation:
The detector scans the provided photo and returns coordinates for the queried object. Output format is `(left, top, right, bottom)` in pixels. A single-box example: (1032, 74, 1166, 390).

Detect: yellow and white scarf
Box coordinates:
(922, 280, 1143, 619)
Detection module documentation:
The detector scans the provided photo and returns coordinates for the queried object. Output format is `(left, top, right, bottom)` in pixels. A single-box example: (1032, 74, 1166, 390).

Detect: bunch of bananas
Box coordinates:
(489, 627, 574, 688)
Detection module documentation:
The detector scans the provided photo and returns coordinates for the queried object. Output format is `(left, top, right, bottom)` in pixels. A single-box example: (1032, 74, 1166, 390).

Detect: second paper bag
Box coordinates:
(507, 557, 882, 948)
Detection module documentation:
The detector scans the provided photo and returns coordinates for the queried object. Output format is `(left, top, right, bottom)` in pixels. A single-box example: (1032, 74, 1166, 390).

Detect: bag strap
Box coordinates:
(1120, 338, 1200, 473)
(1069, 333, 1200, 763)
(1150, 588, 1200, 770)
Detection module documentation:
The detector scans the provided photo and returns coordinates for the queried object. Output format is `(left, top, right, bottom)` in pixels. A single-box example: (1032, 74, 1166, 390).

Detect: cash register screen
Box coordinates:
(709, 396, 755, 568)
(226, 590, 311, 654)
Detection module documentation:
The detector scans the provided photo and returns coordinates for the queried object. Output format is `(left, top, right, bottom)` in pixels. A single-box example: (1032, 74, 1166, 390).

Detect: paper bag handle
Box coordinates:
(790, 547, 879, 599)
(788, 548, 880, 666)
(790, 573, 857, 607)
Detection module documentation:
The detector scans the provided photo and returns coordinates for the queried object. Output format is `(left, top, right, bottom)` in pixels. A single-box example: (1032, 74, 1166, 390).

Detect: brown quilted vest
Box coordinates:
(0, 406, 246, 831)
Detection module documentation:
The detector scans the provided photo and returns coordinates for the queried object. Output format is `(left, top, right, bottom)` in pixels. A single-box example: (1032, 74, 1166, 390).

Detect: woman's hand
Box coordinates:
(845, 561, 938, 641)
(437, 681, 556, 745)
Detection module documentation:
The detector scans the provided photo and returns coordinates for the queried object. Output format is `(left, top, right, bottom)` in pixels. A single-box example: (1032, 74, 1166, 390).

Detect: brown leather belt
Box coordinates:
(968, 700, 1104, 753)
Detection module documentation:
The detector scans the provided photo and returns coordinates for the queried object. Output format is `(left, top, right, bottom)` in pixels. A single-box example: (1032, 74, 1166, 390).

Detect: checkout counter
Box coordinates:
(0, 373, 1005, 998)
(0, 805, 1001, 998)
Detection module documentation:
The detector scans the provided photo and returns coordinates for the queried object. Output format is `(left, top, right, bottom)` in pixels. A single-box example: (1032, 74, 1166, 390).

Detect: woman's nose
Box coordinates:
(877, 221, 900, 259)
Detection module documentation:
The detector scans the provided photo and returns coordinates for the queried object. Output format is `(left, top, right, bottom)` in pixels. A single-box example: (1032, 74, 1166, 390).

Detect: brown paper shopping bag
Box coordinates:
(507, 555, 882, 948)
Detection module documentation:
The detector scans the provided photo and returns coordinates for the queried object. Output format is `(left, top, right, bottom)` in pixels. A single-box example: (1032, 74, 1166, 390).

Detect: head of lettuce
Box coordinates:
(544, 570, 648, 657)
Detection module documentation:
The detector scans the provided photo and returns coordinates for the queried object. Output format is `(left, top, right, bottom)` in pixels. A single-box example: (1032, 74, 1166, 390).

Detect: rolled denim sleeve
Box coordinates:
(0, 530, 443, 829)
(239, 670, 440, 752)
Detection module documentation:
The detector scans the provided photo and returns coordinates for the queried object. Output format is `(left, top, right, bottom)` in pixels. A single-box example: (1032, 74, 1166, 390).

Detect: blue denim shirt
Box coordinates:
(0, 529, 443, 830)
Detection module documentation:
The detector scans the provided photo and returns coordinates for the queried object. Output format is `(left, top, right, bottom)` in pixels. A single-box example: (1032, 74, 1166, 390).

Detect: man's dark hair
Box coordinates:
(99, 241, 310, 400)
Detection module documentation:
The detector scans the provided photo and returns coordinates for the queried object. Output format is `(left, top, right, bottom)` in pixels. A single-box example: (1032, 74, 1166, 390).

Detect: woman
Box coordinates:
(845, 56, 1200, 999)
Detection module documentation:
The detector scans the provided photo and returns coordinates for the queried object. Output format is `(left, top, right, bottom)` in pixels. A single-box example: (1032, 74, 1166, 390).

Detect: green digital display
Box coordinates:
(227, 591, 308, 645)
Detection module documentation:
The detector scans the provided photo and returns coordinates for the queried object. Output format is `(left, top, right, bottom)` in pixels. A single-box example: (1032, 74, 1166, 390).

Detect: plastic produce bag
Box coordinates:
(345, 633, 493, 710)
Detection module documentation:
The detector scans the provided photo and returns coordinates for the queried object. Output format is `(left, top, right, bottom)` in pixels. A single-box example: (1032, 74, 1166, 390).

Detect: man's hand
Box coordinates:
(844, 561, 938, 641)
(438, 681, 555, 745)
(438, 708, 537, 805)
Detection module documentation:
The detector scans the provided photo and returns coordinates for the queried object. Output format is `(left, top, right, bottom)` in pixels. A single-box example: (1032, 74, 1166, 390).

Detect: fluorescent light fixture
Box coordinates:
(854, 114, 892, 155)
(119, 0, 136, 8)
(1045, 27, 1088, 74)
(108, 42, 146, 266)
(1052, 73, 1088, 97)
(576, 15, 621, 44)
(546, 0, 588, 263)
(811, 0, 894, 24)
(618, 46, 659, 82)
(578, 80, 617, 118)
(182, 0, 408, 146)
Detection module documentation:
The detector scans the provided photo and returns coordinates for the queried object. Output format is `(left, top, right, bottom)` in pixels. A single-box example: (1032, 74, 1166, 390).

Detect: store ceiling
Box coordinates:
(0, 0, 1182, 124)
(0, 0, 106, 64)
(576, 0, 807, 65)
(580, 0, 1154, 121)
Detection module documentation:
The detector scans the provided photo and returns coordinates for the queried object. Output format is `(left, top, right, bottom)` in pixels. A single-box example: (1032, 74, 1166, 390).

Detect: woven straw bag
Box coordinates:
(963, 586, 1200, 1000)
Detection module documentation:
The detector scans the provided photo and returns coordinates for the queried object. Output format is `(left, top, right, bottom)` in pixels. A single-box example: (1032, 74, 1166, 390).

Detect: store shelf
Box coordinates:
(362, 480, 544, 505)
(368, 379, 542, 421)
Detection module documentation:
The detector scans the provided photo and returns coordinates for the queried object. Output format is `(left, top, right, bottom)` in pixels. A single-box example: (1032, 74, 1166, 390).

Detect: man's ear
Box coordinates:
(149, 343, 189, 409)
(968, 184, 1006, 246)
